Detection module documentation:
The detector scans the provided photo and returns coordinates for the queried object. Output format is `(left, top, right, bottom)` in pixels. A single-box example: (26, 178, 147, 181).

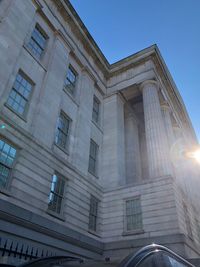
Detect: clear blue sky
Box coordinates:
(70, 0, 200, 142)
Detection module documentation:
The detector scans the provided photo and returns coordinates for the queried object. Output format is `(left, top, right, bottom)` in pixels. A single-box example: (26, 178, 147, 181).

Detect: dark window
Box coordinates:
(64, 66, 77, 95)
(27, 24, 47, 59)
(48, 173, 65, 214)
(92, 96, 100, 124)
(0, 139, 17, 189)
(89, 196, 99, 232)
(55, 112, 71, 150)
(6, 72, 33, 116)
(88, 140, 98, 175)
(126, 198, 143, 231)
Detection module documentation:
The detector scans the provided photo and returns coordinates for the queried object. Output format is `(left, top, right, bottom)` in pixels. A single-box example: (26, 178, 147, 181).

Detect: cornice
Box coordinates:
(41, 0, 196, 142)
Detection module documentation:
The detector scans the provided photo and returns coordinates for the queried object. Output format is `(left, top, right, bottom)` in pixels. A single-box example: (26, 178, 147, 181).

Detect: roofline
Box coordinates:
(66, 1, 156, 69)
(65, 0, 110, 67)
(63, 1, 196, 141)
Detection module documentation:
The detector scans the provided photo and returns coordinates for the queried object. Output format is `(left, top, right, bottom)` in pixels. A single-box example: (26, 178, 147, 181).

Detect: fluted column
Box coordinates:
(161, 101, 175, 147)
(140, 80, 172, 178)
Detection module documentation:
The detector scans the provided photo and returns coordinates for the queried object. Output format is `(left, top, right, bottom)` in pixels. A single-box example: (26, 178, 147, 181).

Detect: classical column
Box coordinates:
(140, 80, 172, 178)
(161, 101, 175, 147)
(124, 107, 142, 184)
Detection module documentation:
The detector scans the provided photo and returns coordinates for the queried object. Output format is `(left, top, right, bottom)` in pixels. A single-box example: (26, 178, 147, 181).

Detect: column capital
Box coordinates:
(140, 79, 159, 92)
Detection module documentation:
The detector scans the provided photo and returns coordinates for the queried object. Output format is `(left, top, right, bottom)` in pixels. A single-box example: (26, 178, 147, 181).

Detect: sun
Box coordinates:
(186, 149, 200, 164)
(192, 150, 200, 164)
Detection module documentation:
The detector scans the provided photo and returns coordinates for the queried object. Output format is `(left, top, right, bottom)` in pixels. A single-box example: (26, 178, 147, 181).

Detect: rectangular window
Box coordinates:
(48, 173, 65, 214)
(55, 112, 71, 150)
(92, 96, 100, 124)
(89, 196, 99, 232)
(27, 24, 47, 59)
(6, 71, 33, 116)
(88, 140, 98, 175)
(183, 202, 193, 238)
(0, 139, 17, 189)
(125, 198, 143, 232)
(195, 218, 200, 243)
(64, 65, 77, 95)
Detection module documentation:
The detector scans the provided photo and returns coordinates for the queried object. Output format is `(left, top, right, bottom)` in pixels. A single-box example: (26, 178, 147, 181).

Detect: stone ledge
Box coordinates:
(0, 199, 103, 255)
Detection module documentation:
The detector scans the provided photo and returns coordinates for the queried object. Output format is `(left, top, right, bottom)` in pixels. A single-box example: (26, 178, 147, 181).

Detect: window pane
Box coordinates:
(48, 173, 65, 214)
(92, 97, 100, 123)
(126, 198, 142, 231)
(0, 164, 10, 188)
(7, 72, 33, 116)
(0, 140, 16, 168)
(55, 113, 71, 150)
(0, 139, 16, 189)
(89, 157, 95, 174)
(89, 196, 99, 231)
(88, 140, 98, 175)
(28, 25, 47, 58)
(64, 66, 77, 95)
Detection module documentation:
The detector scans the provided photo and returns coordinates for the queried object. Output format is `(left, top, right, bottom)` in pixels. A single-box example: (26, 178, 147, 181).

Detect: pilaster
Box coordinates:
(102, 93, 126, 187)
(124, 106, 142, 183)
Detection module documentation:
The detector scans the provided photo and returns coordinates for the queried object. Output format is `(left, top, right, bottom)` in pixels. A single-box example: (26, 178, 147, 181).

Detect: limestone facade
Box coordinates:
(0, 0, 200, 264)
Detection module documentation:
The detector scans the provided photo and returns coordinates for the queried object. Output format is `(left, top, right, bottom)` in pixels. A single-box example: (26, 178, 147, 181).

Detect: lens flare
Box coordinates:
(185, 149, 200, 164)
(191, 150, 200, 164)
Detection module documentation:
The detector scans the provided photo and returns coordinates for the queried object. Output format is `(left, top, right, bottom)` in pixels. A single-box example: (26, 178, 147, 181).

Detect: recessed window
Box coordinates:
(125, 198, 143, 232)
(183, 202, 193, 238)
(55, 112, 71, 150)
(92, 96, 100, 124)
(89, 196, 99, 232)
(6, 71, 33, 117)
(27, 24, 47, 59)
(195, 219, 200, 243)
(88, 139, 98, 176)
(0, 139, 17, 189)
(64, 65, 77, 95)
(48, 173, 65, 214)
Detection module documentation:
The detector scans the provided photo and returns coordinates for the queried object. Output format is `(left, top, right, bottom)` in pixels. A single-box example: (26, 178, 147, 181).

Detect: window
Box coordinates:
(89, 196, 99, 232)
(55, 112, 71, 150)
(183, 202, 193, 238)
(0, 139, 17, 189)
(27, 24, 47, 59)
(92, 96, 100, 124)
(6, 71, 33, 116)
(48, 173, 65, 214)
(125, 198, 143, 232)
(64, 65, 77, 95)
(195, 218, 200, 243)
(88, 140, 98, 176)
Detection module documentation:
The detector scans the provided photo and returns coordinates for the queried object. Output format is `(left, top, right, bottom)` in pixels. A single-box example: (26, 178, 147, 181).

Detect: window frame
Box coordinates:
(88, 195, 99, 233)
(88, 139, 99, 176)
(183, 202, 193, 239)
(63, 65, 77, 96)
(5, 70, 34, 119)
(0, 137, 17, 192)
(47, 172, 66, 219)
(92, 96, 100, 125)
(123, 196, 143, 234)
(55, 111, 72, 152)
(27, 23, 48, 60)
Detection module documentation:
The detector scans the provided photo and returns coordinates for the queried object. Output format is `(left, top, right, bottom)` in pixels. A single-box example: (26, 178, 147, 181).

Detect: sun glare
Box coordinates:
(186, 149, 200, 164)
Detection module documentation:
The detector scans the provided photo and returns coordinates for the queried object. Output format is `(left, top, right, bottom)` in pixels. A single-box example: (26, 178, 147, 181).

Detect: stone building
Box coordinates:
(0, 0, 200, 265)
